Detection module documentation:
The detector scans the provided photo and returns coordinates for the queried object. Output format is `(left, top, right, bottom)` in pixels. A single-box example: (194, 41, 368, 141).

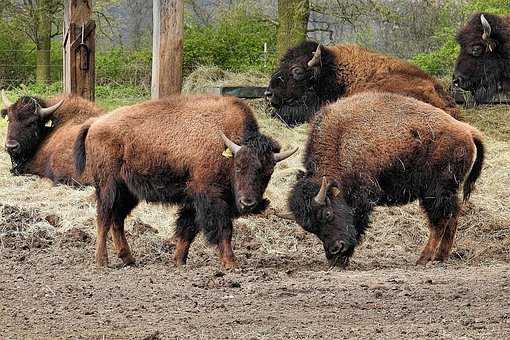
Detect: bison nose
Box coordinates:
(240, 197, 256, 209)
(264, 89, 272, 100)
(5, 140, 20, 154)
(329, 241, 345, 255)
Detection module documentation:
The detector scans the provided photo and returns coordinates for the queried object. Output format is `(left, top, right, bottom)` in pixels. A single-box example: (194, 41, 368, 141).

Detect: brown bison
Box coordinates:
(453, 13, 510, 103)
(288, 91, 484, 267)
(266, 41, 460, 125)
(1, 91, 104, 184)
(73, 95, 297, 268)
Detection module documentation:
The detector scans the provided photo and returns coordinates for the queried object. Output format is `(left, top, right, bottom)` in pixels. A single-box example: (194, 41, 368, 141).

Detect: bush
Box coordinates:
(183, 5, 277, 74)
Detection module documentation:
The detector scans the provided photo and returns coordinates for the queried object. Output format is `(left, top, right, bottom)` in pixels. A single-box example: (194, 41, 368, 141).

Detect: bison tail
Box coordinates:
(463, 136, 485, 202)
(74, 119, 93, 176)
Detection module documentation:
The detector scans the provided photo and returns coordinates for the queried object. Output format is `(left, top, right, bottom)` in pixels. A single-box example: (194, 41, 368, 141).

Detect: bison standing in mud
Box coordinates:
(1, 91, 104, 185)
(453, 13, 510, 103)
(288, 92, 484, 267)
(73, 95, 297, 268)
(266, 41, 459, 125)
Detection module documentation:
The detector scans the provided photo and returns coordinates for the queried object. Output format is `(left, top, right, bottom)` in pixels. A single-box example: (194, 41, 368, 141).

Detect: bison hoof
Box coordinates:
(221, 259, 238, 269)
(120, 254, 136, 266)
(95, 257, 109, 267)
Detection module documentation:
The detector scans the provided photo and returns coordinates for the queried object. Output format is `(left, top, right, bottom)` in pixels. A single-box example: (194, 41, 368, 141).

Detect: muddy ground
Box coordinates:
(1, 98, 509, 339)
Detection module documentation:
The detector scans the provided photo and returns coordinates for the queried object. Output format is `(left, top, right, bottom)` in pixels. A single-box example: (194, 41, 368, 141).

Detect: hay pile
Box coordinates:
(0, 71, 508, 269)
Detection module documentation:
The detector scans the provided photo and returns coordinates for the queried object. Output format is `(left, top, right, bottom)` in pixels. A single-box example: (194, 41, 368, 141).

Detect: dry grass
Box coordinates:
(0, 74, 509, 270)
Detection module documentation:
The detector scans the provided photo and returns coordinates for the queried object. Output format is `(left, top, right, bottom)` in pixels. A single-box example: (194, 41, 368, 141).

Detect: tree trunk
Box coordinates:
(36, 0, 52, 84)
(277, 0, 310, 59)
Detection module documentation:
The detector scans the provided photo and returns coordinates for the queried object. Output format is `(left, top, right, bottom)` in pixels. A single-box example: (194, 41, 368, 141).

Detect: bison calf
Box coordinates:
(74, 95, 297, 268)
(1, 91, 104, 184)
(288, 91, 484, 267)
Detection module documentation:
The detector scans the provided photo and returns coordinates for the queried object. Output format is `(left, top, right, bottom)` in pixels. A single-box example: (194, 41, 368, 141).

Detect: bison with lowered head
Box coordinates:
(1, 91, 104, 184)
(453, 13, 510, 103)
(288, 92, 484, 267)
(73, 95, 297, 268)
(266, 41, 459, 125)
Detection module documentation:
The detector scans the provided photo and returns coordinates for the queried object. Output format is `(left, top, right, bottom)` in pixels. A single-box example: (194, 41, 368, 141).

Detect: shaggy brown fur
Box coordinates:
(2, 94, 104, 185)
(454, 12, 510, 102)
(74, 95, 294, 268)
(266, 41, 460, 125)
(288, 91, 484, 267)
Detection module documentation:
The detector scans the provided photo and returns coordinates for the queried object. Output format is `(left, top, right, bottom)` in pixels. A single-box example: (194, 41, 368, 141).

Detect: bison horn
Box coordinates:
(38, 99, 64, 119)
(220, 132, 241, 155)
(1, 90, 12, 109)
(481, 14, 492, 40)
(314, 176, 340, 206)
(307, 44, 322, 68)
(274, 146, 298, 162)
(314, 176, 330, 206)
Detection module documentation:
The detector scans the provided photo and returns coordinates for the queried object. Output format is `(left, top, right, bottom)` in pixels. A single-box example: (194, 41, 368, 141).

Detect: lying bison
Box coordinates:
(453, 13, 510, 103)
(266, 41, 459, 125)
(288, 91, 484, 267)
(1, 91, 104, 184)
(74, 95, 297, 268)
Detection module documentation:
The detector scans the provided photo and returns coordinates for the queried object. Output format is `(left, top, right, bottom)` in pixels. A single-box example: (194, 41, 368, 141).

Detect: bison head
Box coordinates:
(221, 132, 298, 214)
(289, 175, 356, 267)
(453, 13, 510, 103)
(1, 91, 63, 175)
(265, 41, 339, 126)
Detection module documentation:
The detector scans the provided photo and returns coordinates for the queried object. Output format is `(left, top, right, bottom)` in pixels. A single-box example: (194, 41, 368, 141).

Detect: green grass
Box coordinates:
(462, 105, 510, 142)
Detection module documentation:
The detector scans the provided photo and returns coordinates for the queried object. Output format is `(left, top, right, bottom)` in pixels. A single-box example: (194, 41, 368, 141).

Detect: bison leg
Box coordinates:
(416, 223, 444, 265)
(110, 183, 138, 266)
(433, 215, 459, 262)
(194, 193, 237, 268)
(418, 189, 459, 265)
(173, 204, 198, 266)
(95, 212, 110, 267)
(218, 227, 236, 269)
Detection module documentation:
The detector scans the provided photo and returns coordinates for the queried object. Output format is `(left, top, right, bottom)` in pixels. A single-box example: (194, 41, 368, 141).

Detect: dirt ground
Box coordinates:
(1, 97, 509, 339)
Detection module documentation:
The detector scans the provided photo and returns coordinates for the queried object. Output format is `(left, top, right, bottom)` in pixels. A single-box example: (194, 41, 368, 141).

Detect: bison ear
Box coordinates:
(1, 109, 6, 119)
(307, 44, 322, 68)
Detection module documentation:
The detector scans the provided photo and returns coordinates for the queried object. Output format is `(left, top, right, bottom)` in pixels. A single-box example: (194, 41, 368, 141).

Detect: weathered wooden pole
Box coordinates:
(63, 0, 95, 100)
(152, 0, 184, 99)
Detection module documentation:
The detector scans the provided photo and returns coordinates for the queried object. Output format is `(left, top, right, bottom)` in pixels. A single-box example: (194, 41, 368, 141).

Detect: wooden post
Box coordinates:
(152, 0, 184, 99)
(63, 0, 95, 101)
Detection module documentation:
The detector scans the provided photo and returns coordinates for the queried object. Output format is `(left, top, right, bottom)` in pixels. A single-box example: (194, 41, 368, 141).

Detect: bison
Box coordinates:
(288, 91, 484, 267)
(1, 91, 104, 184)
(265, 41, 460, 125)
(453, 12, 510, 103)
(73, 95, 297, 268)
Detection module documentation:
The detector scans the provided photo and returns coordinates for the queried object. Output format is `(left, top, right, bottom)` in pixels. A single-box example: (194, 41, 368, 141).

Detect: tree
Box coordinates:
(3, 0, 62, 84)
(277, 0, 309, 59)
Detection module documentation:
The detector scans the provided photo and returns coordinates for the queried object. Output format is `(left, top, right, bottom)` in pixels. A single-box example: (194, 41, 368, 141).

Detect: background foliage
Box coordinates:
(0, 0, 508, 88)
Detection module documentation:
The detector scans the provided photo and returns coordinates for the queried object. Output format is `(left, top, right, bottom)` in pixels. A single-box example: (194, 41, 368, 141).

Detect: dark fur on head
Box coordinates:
(3, 96, 51, 174)
(289, 171, 356, 267)
(266, 41, 339, 126)
(454, 12, 510, 102)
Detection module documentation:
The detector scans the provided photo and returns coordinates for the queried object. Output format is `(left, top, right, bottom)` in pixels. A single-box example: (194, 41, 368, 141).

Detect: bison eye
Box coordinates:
(471, 45, 483, 57)
(291, 67, 306, 81)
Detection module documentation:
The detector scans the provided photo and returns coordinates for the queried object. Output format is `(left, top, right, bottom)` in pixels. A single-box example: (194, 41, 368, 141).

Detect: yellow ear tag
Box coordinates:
(222, 148, 233, 158)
